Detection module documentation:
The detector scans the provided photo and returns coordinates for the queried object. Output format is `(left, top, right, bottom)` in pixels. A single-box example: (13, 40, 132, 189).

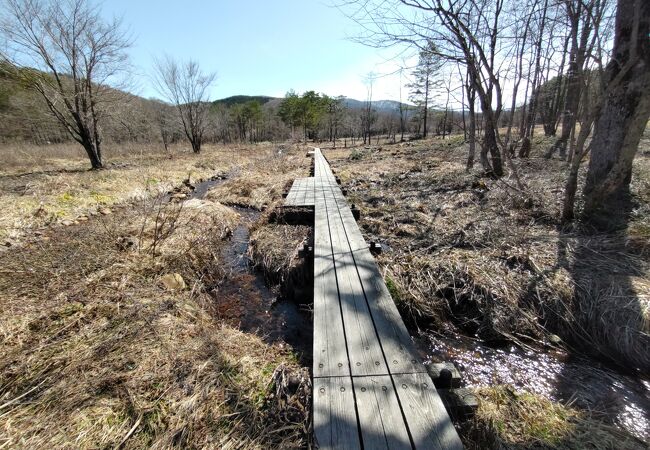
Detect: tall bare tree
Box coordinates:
(153, 56, 216, 154)
(0, 0, 131, 169)
(361, 73, 376, 144)
(545, 0, 611, 160)
(579, 0, 649, 221)
(149, 99, 176, 153)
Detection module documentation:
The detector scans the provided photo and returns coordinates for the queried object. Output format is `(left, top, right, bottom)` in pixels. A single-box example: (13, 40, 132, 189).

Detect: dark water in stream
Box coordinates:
(189, 177, 312, 361)
(416, 331, 650, 441)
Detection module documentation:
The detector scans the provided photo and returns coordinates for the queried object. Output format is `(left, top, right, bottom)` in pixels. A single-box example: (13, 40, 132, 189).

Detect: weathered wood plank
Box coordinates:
(393, 373, 464, 450)
(354, 375, 412, 449)
(352, 248, 425, 375)
(313, 188, 349, 378)
(325, 185, 387, 377)
(313, 376, 361, 450)
(284, 177, 317, 207)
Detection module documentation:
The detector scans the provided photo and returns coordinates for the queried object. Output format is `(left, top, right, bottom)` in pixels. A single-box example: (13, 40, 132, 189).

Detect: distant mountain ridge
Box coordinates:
(213, 95, 410, 113)
(212, 95, 276, 107)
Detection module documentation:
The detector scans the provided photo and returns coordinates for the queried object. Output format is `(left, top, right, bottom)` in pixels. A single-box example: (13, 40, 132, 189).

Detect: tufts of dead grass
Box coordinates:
(326, 135, 650, 374)
(248, 223, 311, 302)
(0, 191, 310, 448)
(462, 386, 646, 449)
(206, 144, 308, 210)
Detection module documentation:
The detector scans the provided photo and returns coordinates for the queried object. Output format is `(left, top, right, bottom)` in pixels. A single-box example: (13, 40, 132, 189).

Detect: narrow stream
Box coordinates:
(189, 177, 312, 361)
(416, 331, 650, 441)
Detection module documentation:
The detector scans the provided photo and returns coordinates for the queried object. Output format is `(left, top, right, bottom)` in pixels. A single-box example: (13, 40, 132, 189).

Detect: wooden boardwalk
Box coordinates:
(284, 149, 463, 449)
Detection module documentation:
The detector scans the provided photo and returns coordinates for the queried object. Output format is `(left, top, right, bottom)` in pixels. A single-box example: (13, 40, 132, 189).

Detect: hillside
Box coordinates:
(212, 95, 276, 107)
(213, 93, 411, 113)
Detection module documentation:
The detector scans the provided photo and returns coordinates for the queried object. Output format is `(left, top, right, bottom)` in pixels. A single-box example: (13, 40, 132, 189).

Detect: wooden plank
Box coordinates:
(393, 373, 464, 450)
(325, 186, 387, 377)
(313, 188, 349, 378)
(330, 186, 367, 252)
(354, 375, 412, 449)
(313, 376, 361, 450)
(284, 177, 318, 207)
(352, 248, 425, 375)
(328, 178, 424, 374)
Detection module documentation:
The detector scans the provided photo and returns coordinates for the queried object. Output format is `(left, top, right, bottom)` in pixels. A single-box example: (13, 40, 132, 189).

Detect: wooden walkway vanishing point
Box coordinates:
(284, 148, 464, 449)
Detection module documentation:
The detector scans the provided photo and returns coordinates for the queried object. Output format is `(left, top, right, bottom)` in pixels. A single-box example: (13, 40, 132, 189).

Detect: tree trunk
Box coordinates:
(562, 114, 595, 222)
(518, 136, 531, 158)
(191, 138, 201, 153)
(548, 56, 580, 159)
(82, 138, 103, 169)
(582, 0, 650, 221)
(483, 119, 503, 176)
(547, 7, 584, 160)
(466, 76, 477, 170)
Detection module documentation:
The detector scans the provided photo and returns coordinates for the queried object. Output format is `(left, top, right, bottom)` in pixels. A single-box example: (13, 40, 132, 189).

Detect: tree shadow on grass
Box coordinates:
(549, 200, 650, 441)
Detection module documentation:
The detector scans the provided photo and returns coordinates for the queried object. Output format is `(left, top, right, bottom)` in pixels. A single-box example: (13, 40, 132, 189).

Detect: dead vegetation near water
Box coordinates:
(0, 143, 312, 448)
(327, 134, 650, 373)
(464, 386, 645, 449)
(248, 223, 312, 302)
(325, 133, 650, 447)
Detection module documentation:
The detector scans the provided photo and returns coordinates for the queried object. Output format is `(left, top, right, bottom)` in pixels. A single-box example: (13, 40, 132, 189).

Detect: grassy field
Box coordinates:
(1, 136, 648, 449)
(0, 142, 313, 448)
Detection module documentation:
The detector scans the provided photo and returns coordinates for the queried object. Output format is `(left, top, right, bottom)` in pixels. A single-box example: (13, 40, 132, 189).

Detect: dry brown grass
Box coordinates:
(0, 143, 235, 242)
(462, 386, 646, 449)
(0, 142, 306, 244)
(326, 133, 650, 373)
(248, 223, 312, 303)
(0, 143, 313, 449)
(206, 145, 306, 210)
(0, 141, 173, 170)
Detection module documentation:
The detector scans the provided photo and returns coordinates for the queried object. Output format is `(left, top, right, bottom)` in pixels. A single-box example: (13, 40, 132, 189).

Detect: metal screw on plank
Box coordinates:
(369, 241, 382, 255)
(351, 204, 360, 220)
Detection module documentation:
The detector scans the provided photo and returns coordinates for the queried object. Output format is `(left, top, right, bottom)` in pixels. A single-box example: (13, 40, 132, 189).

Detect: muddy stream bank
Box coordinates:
(189, 176, 312, 362)
(416, 322, 650, 441)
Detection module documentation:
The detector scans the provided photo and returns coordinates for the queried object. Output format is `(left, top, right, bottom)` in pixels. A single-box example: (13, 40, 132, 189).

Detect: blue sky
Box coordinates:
(101, 0, 415, 102)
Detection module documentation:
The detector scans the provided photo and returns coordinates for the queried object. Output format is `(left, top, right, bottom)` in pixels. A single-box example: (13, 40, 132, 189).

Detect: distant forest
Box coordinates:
(1, 64, 537, 148)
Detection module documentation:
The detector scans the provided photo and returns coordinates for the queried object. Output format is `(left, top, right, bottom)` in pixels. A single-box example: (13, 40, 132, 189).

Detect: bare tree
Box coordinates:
(0, 0, 131, 169)
(361, 73, 376, 144)
(545, 0, 612, 160)
(577, 0, 649, 221)
(149, 99, 176, 153)
(462, 66, 477, 170)
(153, 56, 216, 154)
